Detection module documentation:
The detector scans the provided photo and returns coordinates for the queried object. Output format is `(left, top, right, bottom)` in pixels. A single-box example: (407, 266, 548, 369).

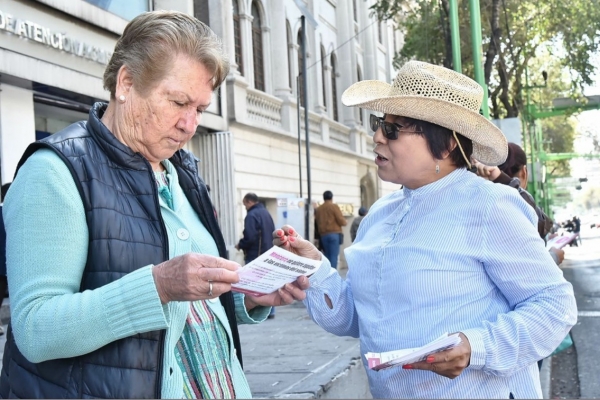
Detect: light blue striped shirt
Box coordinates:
(304, 168, 577, 399)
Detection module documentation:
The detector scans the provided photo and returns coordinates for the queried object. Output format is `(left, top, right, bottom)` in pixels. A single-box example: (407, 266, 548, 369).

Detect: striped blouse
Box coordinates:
(303, 168, 577, 399)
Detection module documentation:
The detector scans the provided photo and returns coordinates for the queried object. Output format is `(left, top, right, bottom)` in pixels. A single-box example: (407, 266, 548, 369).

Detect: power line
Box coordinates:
(305, 18, 380, 72)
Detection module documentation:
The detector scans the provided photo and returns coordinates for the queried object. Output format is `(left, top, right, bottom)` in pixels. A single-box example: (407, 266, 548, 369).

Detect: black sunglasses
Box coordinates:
(369, 114, 421, 140)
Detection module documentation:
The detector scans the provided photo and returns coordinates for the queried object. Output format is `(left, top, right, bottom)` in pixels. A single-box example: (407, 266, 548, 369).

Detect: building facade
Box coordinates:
(0, 0, 402, 267)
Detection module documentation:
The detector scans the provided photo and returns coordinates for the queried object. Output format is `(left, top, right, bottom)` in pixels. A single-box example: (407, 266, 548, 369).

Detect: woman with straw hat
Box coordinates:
(273, 61, 577, 398)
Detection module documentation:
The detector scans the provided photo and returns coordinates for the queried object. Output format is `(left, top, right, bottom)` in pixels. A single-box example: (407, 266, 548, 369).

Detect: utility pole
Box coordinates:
(301, 15, 311, 241)
(449, 0, 461, 73)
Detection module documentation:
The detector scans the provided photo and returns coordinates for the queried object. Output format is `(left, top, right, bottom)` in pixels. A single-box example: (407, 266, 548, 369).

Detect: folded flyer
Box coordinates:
(365, 333, 462, 371)
(232, 246, 322, 297)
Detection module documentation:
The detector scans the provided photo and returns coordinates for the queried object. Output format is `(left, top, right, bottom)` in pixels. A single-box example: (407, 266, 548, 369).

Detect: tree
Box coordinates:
(370, 0, 600, 120)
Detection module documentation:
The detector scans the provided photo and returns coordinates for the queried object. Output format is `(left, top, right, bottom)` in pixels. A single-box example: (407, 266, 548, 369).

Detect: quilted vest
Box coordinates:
(0, 103, 241, 398)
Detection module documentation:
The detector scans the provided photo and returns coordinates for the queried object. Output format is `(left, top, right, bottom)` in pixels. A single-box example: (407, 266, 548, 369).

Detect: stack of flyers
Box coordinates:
(365, 333, 462, 371)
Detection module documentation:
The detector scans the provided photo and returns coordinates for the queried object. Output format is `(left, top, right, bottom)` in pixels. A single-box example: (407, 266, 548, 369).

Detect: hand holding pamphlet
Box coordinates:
(365, 333, 462, 371)
(545, 233, 577, 250)
(231, 246, 322, 297)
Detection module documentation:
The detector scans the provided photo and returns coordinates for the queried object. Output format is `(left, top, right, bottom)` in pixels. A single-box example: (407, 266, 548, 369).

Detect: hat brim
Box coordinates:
(342, 80, 507, 166)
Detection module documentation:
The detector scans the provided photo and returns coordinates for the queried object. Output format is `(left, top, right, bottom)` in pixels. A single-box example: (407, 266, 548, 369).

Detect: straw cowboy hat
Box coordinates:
(341, 60, 508, 166)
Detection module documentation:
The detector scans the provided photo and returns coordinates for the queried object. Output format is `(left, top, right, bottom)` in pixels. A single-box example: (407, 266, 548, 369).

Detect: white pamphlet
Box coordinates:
(231, 246, 322, 297)
(365, 333, 462, 371)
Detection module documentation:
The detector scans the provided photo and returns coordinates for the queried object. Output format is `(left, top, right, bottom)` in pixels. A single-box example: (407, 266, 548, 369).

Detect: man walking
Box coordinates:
(236, 193, 276, 317)
(314, 191, 347, 269)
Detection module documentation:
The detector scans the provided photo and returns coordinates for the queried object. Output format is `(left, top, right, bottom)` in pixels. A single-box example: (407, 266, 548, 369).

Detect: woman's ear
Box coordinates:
(115, 65, 134, 97)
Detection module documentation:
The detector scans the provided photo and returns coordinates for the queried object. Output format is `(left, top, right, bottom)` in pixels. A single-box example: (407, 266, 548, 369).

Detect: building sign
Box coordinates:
(0, 9, 112, 65)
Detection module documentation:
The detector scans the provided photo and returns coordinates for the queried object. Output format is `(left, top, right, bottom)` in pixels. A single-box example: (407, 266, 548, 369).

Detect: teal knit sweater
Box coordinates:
(4, 149, 268, 398)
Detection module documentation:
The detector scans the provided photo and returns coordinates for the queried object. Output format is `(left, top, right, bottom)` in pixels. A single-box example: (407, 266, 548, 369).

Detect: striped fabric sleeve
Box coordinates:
(463, 188, 577, 375)
(303, 257, 360, 338)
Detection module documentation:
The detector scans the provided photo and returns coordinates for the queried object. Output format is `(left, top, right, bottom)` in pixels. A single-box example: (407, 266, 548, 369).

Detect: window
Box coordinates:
(378, 21, 383, 44)
(353, 0, 358, 22)
(287, 21, 293, 89)
(82, 0, 149, 20)
(331, 54, 338, 122)
(251, 2, 265, 91)
(297, 29, 305, 107)
(357, 66, 363, 124)
(232, 0, 243, 76)
(321, 46, 327, 110)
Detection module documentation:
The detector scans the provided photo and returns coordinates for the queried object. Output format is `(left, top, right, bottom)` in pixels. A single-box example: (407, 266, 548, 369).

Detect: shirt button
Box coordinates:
(177, 228, 190, 240)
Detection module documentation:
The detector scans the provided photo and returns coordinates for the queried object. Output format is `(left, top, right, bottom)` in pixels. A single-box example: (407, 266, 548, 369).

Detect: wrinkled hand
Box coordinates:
(272, 225, 322, 261)
(244, 277, 311, 311)
(152, 253, 240, 304)
(403, 333, 471, 379)
(472, 158, 501, 181)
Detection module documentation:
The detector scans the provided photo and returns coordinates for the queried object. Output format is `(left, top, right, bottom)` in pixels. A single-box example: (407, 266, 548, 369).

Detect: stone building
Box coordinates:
(0, 0, 402, 267)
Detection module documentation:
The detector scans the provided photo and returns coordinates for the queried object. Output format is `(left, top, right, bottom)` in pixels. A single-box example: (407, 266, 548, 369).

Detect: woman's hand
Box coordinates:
(244, 277, 311, 311)
(472, 158, 501, 181)
(272, 225, 322, 261)
(152, 253, 240, 304)
(403, 333, 471, 379)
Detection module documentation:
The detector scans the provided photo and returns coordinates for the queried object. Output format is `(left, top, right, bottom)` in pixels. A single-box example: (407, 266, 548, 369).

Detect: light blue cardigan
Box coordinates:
(4, 149, 269, 398)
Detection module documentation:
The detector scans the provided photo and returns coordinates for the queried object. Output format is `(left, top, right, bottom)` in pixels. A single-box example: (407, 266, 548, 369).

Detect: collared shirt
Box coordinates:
(304, 168, 577, 399)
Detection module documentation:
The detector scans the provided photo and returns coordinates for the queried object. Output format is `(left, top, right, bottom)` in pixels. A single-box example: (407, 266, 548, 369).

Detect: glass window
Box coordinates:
(331, 54, 338, 122)
(251, 2, 265, 91)
(82, 0, 149, 21)
(233, 0, 244, 76)
(321, 45, 327, 111)
(287, 21, 293, 89)
(297, 29, 305, 107)
(357, 66, 363, 124)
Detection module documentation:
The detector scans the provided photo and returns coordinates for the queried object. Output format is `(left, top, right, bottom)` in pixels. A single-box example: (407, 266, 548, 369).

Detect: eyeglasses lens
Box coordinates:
(370, 114, 399, 140)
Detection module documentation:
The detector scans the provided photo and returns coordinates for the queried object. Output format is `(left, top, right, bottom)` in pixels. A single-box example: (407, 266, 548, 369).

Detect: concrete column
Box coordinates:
(322, 64, 332, 120)
(0, 84, 35, 184)
(336, 0, 357, 126)
(268, 0, 292, 98)
(361, 1, 377, 80)
(240, 13, 255, 88)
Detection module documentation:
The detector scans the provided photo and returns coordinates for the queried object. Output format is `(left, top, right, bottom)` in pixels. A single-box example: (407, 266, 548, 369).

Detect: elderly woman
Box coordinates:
(0, 11, 305, 399)
(275, 61, 577, 398)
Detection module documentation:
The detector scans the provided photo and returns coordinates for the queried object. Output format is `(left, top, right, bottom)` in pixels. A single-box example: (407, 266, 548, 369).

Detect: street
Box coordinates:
(551, 224, 600, 399)
(0, 228, 599, 398)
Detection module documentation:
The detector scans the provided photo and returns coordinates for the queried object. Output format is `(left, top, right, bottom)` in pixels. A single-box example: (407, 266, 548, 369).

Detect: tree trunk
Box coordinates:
(484, 0, 502, 85)
(439, 0, 453, 69)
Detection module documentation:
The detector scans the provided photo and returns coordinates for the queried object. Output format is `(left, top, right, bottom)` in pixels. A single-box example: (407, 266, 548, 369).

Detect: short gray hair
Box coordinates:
(103, 10, 229, 98)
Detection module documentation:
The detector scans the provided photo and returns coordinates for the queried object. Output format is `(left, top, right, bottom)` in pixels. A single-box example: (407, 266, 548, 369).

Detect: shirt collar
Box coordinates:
(402, 168, 470, 198)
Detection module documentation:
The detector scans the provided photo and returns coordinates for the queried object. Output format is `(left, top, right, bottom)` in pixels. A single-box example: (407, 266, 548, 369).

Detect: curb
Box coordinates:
(540, 356, 552, 398)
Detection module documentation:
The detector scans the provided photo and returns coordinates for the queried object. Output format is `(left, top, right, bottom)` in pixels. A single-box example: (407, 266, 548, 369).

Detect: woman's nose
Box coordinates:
(372, 126, 386, 144)
(177, 108, 199, 135)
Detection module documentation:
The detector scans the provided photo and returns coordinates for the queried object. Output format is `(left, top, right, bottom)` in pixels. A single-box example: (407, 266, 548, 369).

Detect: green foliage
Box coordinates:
(370, 0, 600, 117)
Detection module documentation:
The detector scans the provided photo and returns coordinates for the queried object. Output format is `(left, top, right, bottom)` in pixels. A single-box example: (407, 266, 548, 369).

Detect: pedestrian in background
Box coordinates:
(274, 60, 577, 399)
(236, 193, 276, 318)
(0, 183, 11, 336)
(314, 191, 347, 269)
(350, 206, 368, 242)
(0, 11, 306, 399)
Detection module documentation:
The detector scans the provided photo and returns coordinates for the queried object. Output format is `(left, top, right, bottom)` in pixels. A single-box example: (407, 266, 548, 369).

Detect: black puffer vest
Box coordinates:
(0, 103, 241, 398)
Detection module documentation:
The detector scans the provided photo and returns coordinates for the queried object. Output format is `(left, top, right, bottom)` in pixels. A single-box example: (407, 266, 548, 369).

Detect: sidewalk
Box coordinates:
(0, 274, 372, 399)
